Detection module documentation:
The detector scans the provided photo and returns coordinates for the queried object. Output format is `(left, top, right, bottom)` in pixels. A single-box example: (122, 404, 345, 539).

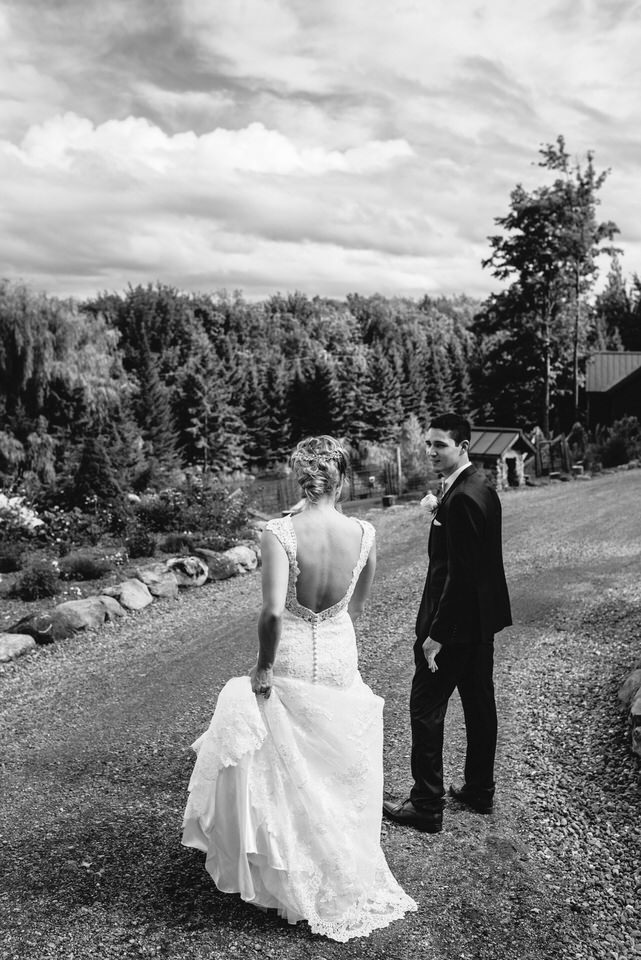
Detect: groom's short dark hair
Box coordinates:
(429, 413, 471, 446)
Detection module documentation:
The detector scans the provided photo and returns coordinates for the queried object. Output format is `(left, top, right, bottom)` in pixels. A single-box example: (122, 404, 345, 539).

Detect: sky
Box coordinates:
(2, 0, 641, 304)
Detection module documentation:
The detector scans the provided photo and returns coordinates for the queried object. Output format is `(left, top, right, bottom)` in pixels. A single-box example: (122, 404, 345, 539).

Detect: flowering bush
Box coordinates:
(132, 482, 249, 539)
(0, 492, 45, 540)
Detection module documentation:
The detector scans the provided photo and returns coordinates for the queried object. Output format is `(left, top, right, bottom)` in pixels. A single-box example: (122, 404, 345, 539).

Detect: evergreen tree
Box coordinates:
(137, 339, 182, 485)
(74, 435, 123, 505)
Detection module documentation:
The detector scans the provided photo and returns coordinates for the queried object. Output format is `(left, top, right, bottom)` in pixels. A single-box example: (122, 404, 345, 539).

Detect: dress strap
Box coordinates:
(349, 519, 376, 590)
(264, 516, 297, 566)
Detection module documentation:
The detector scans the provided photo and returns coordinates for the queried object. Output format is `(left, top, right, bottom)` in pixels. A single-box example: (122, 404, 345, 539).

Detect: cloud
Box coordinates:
(1, 0, 641, 300)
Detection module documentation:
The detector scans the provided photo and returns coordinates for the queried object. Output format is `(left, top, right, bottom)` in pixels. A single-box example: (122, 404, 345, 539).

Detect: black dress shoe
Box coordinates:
(383, 799, 442, 833)
(449, 782, 494, 814)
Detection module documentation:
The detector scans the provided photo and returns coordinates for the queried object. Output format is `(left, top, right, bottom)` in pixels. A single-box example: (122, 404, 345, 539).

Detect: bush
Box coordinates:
(597, 416, 641, 468)
(124, 525, 156, 559)
(159, 532, 195, 554)
(0, 492, 45, 541)
(133, 482, 249, 539)
(12, 560, 60, 600)
(0, 543, 24, 573)
(59, 553, 112, 581)
(133, 494, 180, 533)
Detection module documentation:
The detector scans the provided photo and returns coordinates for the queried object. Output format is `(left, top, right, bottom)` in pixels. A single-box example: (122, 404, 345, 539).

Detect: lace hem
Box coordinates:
(306, 890, 418, 942)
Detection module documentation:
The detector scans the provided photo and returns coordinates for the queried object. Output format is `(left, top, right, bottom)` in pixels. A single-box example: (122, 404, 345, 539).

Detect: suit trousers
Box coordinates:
(409, 636, 497, 811)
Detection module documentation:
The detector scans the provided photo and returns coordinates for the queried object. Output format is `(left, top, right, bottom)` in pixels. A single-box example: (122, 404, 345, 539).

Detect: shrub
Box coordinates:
(132, 482, 249, 540)
(0, 492, 45, 541)
(12, 560, 60, 601)
(124, 525, 156, 559)
(59, 553, 112, 581)
(133, 494, 180, 533)
(0, 543, 24, 573)
(159, 532, 195, 554)
(599, 416, 641, 468)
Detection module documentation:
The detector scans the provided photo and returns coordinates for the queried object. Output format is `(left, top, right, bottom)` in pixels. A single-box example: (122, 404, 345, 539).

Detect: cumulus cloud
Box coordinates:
(1, 0, 641, 299)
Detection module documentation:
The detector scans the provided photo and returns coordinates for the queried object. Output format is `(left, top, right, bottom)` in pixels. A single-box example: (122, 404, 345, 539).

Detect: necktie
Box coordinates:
(437, 477, 445, 504)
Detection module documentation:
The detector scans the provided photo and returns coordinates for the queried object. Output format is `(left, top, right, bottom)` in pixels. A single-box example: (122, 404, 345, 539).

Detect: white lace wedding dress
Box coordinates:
(181, 515, 417, 942)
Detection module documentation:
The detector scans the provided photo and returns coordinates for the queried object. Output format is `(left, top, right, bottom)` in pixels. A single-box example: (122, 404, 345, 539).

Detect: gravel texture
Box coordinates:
(1, 471, 640, 959)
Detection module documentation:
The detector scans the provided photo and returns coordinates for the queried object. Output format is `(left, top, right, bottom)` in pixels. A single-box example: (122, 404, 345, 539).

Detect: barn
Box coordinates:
(586, 352, 641, 430)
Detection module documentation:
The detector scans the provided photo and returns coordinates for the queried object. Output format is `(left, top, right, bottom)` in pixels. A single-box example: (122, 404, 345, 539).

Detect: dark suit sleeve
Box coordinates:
(428, 491, 485, 645)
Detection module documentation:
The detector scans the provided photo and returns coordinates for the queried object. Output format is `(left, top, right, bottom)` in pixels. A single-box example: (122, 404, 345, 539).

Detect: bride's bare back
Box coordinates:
(291, 509, 366, 614)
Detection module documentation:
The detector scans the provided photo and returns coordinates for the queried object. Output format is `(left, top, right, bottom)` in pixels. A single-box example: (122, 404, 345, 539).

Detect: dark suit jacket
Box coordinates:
(415, 464, 512, 646)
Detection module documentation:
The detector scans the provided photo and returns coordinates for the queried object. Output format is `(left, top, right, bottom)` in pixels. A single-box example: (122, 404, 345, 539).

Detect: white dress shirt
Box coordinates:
(441, 461, 472, 495)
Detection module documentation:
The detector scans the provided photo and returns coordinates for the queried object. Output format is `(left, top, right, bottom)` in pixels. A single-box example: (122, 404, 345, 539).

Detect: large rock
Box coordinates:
(618, 669, 641, 709)
(54, 597, 108, 631)
(134, 562, 179, 599)
(166, 556, 208, 587)
(7, 609, 79, 644)
(0, 633, 37, 662)
(237, 540, 261, 565)
(630, 689, 641, 727)
(222, 545, 258, 574)
(96, 595, 126, 620)
(193, 549, 236, 581)
(103, 578, 153, 610)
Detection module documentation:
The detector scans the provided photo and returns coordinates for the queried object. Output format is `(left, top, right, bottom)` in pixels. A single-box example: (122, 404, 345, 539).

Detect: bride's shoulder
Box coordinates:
(263, 515, 294, 546)
(352, 517, 376, 541)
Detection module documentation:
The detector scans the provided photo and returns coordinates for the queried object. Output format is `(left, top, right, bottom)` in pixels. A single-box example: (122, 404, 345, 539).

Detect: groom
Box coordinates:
(384, 413, 512, 834)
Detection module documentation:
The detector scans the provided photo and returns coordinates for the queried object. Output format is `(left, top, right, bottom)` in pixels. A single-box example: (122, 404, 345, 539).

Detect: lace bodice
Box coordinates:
(262, 515, 375, 688)
(264, 515, 375, 624)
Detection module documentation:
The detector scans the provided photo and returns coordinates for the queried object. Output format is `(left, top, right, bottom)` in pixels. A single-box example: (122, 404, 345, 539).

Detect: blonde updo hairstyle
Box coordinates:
(290, 435, 348, 504)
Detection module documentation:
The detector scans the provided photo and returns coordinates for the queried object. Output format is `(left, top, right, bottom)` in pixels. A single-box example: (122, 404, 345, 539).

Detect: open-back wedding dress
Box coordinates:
(181, 515, 417, 942)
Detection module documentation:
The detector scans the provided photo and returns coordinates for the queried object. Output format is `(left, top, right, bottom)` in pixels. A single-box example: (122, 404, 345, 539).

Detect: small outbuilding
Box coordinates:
(469, 427, 537, 490)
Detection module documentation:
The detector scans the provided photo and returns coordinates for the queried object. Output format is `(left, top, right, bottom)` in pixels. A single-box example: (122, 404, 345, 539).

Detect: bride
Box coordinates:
(181, 435, 417, 942)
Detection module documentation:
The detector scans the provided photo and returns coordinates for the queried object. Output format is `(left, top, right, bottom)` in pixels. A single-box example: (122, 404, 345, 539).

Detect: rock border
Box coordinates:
(0, 532, 264, 664)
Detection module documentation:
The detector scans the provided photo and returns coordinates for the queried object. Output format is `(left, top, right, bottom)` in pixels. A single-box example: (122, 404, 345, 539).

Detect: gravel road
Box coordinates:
(1, 470, 640, 960)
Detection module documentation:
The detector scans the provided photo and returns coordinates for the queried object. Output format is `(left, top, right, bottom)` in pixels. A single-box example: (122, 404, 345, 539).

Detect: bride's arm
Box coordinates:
(251, 531, 289, 698)
(348, 538, 377, 622)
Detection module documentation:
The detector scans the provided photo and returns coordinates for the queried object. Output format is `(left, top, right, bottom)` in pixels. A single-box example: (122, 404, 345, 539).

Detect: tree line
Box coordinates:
(1, 136, 640, 501)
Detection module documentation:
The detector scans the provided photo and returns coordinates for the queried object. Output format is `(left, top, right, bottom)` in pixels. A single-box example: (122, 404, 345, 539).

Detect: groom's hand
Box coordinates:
(422, 637, 442, 672)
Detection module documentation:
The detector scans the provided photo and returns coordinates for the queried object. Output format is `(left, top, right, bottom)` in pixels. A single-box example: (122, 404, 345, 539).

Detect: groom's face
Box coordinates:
(425, 428, 468, 478)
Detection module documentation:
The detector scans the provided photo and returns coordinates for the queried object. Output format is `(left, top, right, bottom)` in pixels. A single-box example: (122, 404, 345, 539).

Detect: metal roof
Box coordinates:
(585, 352, 641, 393)
(470, 427, 536, 459)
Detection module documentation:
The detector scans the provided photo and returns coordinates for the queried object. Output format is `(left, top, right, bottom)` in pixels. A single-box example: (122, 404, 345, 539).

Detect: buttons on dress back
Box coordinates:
(311, 622, 318, 684)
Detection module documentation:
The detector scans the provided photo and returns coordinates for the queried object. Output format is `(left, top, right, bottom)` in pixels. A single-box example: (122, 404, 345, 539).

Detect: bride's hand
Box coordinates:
(250, 664, 273, 699)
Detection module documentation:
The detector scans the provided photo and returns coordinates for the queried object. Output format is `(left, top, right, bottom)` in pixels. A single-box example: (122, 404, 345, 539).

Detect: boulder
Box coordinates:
(618, 669, 641, 709)
(222, 545, 258, 574)
(96, 595, 126, 619)
(54, 597, 108, 631)
(238, 540, 261, 565)
(633, 726, 641, 758)
(0, 633, 37, 662)
(630, 689, 641, 727)
(7, 609, 79, 644)
(103, 578, 153, 610)
(241, 523, 264, 543)
(134, 562, 180, 599)
(193, 549, 237, 581)
(166, 556, 208, 587)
